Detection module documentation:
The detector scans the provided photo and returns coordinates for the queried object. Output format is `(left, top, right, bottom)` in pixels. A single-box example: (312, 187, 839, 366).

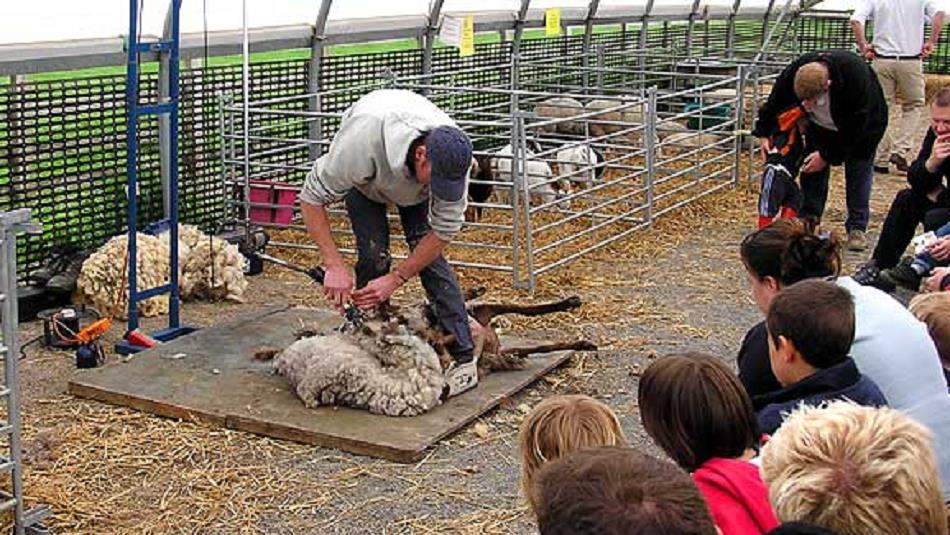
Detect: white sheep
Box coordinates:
(556, 143, 604, 190)
(584, 97, 645, 138)
(532, 96, 585, 136)
(274, 327, 444, 417)
(658, 131, 732, 159)
(268, 294, 594, 417)
(492, 143, 563, 209)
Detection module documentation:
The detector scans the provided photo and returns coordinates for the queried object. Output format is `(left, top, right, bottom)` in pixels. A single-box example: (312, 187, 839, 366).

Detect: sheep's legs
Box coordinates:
(468, 296, 581, 327)
(499, 340, 597, 357)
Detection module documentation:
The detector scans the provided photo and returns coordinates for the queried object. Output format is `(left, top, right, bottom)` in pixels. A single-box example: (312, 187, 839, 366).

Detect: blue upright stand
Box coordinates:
(117, 0, 198, 354)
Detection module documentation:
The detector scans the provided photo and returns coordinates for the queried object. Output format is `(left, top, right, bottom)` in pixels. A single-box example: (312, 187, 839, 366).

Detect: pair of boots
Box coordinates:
(28, 247, 91, 293)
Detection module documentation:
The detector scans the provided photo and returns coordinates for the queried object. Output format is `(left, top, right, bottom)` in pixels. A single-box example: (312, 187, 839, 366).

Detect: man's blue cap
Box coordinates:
(426, 126, 473, 203)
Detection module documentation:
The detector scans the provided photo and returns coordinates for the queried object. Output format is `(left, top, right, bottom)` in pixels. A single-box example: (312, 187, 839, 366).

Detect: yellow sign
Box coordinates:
(460, 15, 475, 57)
(545, 8, 561, 36)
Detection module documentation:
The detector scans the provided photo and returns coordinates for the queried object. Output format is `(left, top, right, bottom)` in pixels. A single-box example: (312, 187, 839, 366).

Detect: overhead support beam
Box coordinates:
(726, 0, 743, 57)
(308, 0, 333, 160)
(582, 0, 602, 89)
(422, 0, 447, 94)
(761, 0, 777, 46)
(684, 0, 703, 55)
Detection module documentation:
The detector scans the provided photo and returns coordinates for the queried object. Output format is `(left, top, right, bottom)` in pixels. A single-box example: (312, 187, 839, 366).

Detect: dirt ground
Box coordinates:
(8, 137, 920, 532)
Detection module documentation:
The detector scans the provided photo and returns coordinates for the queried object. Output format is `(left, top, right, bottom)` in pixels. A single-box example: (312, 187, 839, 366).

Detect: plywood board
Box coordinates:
(68, 306, 573, 462)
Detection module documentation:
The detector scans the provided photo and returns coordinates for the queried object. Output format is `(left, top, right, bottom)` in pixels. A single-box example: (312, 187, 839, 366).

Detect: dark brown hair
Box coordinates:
(638, 353, 759, 472)
(767, 279, 854, 368)
(741, 219, 840, 285)
(535, 446, 718, 535)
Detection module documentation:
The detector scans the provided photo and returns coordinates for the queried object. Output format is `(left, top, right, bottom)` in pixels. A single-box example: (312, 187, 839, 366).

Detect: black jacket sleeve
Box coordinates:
(908, 128, 945, 194)
(818, 53, 874, 165)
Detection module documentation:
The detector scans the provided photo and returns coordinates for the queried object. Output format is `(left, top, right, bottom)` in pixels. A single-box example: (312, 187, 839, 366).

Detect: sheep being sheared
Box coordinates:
(270, 293, 596, 417)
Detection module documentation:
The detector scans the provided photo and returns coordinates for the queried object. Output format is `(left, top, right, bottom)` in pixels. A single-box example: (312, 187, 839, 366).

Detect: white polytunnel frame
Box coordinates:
(0, 0, 849, 76)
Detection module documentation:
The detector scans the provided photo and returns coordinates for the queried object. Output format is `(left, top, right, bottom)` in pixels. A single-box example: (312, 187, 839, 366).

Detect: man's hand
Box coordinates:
(925, 266, 950, 292)
(927, 236, 950, 261)
(922, 41, 936, 58)
(927, 133, 950, 172)
(352, 273, 402, 309)
(861, 42, 876, 60)
(758, 137, 771, 160)
(323, 263, 355, 312)
(801, 151, 828, 174)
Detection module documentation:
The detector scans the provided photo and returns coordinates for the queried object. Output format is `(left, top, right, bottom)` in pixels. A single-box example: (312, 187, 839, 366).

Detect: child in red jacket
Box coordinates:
(638, 353, 779, 535)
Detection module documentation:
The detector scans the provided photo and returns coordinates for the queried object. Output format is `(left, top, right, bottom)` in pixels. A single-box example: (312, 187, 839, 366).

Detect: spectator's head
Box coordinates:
(761, 401, 948, 535)
(931, 87, 950, 136)
(638, 353, 759, 472)
(767, 280, 854, 385)
(519, 395, 627, 512)
(535, 446, 718, 535)
(909, 292, 950, 369)
(794, 62, 831, 105)
(741, 219, 841, 314)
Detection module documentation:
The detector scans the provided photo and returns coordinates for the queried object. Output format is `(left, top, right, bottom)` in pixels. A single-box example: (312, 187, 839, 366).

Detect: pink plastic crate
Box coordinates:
(248, 180, 298, 225)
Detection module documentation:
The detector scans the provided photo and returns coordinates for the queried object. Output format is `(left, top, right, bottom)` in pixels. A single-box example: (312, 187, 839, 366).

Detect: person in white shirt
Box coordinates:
(851, 0, 946, 174)
(300, 89, 478, 398)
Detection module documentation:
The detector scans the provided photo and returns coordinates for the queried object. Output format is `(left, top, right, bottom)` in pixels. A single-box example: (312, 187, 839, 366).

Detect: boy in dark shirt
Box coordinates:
(759, 279, 887, 434)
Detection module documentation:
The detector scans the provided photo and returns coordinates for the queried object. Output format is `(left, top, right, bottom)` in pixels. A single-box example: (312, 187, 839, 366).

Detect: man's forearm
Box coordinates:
(931, 12, 946, 44)
(301, 201, 345, 267)
(394, 232, 449, 280)
(850, 20, 869, 49)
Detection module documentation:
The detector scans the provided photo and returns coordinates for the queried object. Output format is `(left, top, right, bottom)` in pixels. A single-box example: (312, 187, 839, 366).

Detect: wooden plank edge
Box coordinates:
(67, 381, 229, 428)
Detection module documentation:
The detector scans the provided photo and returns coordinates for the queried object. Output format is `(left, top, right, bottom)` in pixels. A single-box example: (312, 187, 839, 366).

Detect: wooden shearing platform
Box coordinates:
(67, 306, 575, 462)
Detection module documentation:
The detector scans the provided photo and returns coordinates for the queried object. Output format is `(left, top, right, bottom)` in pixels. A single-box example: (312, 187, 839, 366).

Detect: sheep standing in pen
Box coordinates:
(491, 143, 567, 209)
(271, 292, 596, 417)
(532, 96, 585, 136)
(583, 97, 645, 138)
(555, 143, 605, 196)
(75, 225, 248, 319)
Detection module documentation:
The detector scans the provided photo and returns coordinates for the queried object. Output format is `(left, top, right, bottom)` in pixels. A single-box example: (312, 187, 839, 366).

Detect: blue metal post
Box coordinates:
(126, 0, 141, 332)
(168, 0, 182, 328)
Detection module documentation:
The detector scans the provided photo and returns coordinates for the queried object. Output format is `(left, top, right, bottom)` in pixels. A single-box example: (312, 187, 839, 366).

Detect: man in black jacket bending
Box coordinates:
(855, 87, 950, 290)
(753, 50, 887, 251)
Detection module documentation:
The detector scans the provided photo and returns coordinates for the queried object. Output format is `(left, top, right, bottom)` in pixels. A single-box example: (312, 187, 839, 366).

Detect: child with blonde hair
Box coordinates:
(518, 394, 626, 514)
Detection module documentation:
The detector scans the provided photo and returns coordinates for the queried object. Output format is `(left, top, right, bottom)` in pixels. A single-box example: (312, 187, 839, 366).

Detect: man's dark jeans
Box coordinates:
(799, 156, 874, 231)
(345, 189, 475, 363)
(872, 187, 950, 268)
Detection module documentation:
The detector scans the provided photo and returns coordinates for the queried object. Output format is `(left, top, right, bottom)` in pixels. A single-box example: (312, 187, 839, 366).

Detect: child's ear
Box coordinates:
(762, 276, 781, 293)
(777, 335, 796, 362)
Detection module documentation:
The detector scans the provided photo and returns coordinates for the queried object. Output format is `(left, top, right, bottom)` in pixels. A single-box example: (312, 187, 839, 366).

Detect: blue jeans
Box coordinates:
(913, 220, 950, 273)
(799, 156, 874, 231)
(344, 189, 475, 363)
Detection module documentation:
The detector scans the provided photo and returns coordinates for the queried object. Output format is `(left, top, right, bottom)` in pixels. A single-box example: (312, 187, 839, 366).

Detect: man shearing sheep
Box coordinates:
(299, 89, 478, 398)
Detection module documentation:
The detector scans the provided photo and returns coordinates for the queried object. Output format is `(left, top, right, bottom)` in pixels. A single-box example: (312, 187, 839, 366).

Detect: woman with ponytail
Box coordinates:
(738, 219, 950, 500)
